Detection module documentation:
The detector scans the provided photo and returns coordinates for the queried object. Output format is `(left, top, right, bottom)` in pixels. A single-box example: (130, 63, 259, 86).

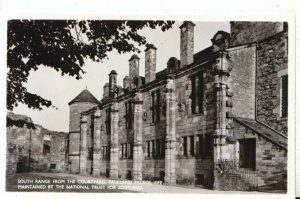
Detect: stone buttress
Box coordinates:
(132, 91, 143, 181)
(110, 101, 119, 178)
(79, 115, 88, 174)
(92, 109, 101, 176)
(164, 76, 176, 184)
(212, 50, 236, 189)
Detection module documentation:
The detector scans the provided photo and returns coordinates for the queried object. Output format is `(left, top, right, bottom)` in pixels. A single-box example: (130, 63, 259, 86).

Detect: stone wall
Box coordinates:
(141, 85, 167, 180)
(69, 102, 98, 132)
(68, 102, 98, 173)
(230, 22, 284, 46)
(233, 120, 287, 190)
(73, 21, 288, 191)
(228, 44, 256, 119)
(256, 31, 288, 135)
(7, 113, 67, 174)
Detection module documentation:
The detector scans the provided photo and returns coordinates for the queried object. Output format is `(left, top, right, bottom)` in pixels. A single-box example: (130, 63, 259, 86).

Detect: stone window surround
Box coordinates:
(180, 133, 212, 159)
(144, 139, 165, 159)
(277, 69, 288, 119)
(151, 89, 161, 123)
(101, 145, 110, 160)
(120, 142, 133, 159)
(190, 72, 204, 115)
(124, 101, 134, 129)
(43, 143, 51, 155)
(105, 109, 111, 134)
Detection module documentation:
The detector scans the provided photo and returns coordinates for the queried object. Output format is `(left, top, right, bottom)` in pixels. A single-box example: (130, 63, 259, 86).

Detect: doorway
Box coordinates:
(239, 138, 256, 170)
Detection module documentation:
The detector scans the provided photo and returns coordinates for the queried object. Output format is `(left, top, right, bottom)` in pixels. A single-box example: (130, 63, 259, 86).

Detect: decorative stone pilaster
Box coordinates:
(132, 92, 143, 181)
(212, 50, 235, 189)
(93, 109, 101, 177)
(164, 76, 176, 184)
(110, 101, 119, 179)
(79, 115, 88, 175)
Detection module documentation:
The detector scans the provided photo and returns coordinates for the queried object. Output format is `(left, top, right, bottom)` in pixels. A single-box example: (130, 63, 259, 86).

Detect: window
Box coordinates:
(146, 141, 151, 158)
(128, 142, 133, 159)
(50, 164, 56, 170)
(156, 140, 161, 157)
(43, 143, 50, 155)
(183, 137, 188, 156)
(105, 109, 111, 134)
(102, 145, 110, 160)
(281, 75, 288, 118)
(121, 142, 133, 159)
(107, 146, 111, 160)
(151, 90, 160, 123)
(203, 134, 212, 156)
(182, 136, 195, 157)
(239, 139, 256, 170)
(196, 134, 212, 158)
(151, 140, 155, 157)
(145, 139, 164, 159)
(190, 73, 204, 114)
(181, 134, 212, 158)
(125, 101, 134, 129)
(123, 143, 127, 159)
(189, 136, 195, 156)
(88, 147, 93, 160)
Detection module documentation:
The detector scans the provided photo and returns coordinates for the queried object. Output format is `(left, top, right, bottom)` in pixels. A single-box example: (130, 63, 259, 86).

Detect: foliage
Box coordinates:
(7, 20, 174, 127)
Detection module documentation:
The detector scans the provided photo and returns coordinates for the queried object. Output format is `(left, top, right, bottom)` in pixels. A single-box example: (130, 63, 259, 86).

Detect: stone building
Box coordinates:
(68, 21, 288, 191)
(6, 112, 68, 174)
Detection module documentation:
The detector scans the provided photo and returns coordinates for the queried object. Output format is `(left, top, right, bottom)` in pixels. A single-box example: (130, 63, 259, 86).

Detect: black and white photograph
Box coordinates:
(5, 19, 289, 193)
(1, 1, 298, 198)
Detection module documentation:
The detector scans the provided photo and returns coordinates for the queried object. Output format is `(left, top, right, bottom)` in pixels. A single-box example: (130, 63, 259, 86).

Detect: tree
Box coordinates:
(7, 20, 174, 128)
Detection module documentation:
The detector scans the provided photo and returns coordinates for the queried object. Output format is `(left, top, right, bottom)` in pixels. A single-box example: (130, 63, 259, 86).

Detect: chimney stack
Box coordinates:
(103, 83, 109, 98)
(180, 21, 195, 68)
(128, 54, 140, 78)
(109, 70, 117, 98)
(145, 44, 157, 83)
(123, 76, 131, 89)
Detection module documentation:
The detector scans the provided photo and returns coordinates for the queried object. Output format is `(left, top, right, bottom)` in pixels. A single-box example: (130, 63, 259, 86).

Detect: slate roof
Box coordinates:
(193, 46, 214, 65)
(68, 89, 100, 105)
(234, 117, 287, 150)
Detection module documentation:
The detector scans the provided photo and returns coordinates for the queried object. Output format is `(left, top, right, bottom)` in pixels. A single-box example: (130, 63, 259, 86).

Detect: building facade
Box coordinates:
(68, 21, 288, 191)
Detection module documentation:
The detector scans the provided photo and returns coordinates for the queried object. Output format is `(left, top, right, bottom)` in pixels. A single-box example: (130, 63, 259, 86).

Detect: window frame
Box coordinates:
(190, 72, 204, 115)
(151, 89, 161, 123)
(278, 69, 288, 119)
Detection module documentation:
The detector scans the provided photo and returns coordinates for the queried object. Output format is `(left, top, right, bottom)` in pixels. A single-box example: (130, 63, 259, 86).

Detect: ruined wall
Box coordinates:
(256, 31, 288, 135)
(49, 132, 67, 172)
(228, 44, 256, 119)
(7, 113, 67, 174)
(230, 22, 284, 46)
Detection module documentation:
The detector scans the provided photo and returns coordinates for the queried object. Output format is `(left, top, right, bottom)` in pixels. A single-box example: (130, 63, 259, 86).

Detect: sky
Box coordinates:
(12, 21, 230, 132)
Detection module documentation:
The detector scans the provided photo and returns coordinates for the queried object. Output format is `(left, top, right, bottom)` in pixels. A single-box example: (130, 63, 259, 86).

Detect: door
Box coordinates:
(239, 138, 256, 170)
